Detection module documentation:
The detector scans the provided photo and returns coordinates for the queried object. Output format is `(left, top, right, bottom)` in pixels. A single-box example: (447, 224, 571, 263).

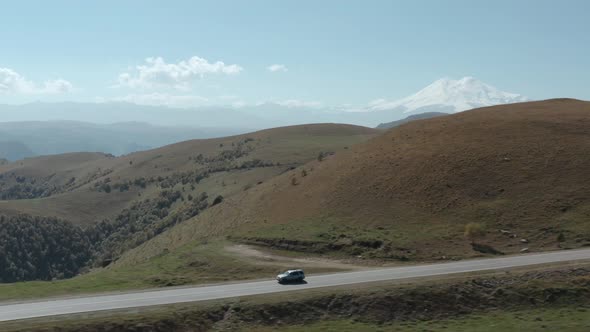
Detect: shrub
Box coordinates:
(464, 222, 486, 243)
(212, 195, 224, 206)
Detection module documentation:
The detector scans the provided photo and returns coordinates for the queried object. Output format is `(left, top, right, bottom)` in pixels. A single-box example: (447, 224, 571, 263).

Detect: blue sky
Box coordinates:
(1, 0, 589, 108)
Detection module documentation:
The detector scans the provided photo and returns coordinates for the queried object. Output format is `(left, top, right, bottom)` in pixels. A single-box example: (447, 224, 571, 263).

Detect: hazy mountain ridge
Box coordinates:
(0, 121, 247, 160)
(0, 77, 529, 130)
(0, 77, 529, 160)
(0, 141, 34, 161)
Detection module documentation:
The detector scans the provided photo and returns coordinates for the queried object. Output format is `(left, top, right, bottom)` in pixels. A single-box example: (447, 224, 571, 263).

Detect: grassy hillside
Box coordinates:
(0, 123, 376, 224)
(118, 99, 590, 267)
(0, 123, 378, 283)
(2, 99, 590, 297)
(3, 264, 589, 331)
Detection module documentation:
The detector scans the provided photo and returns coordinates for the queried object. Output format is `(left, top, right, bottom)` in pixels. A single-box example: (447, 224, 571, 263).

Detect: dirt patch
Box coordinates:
(224, 244, 366, 271)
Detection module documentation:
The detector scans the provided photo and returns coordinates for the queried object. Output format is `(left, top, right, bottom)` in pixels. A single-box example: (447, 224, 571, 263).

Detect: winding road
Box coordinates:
(1, 248, 590, 322)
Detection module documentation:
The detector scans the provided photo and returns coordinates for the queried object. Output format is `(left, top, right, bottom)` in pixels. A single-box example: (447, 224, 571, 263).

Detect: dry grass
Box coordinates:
(116, 99, 590, 266)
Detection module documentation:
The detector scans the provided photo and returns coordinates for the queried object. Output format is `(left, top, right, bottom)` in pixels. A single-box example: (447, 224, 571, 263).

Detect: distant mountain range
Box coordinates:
(0, 77, 530, 159)
(0, 121, 245, 160)
(0, 77, 529, 129)
(0, 141, 34, 161)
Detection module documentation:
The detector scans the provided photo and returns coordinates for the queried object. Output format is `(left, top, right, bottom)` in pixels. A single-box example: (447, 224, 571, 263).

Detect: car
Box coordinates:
(276, 269, 305, 283)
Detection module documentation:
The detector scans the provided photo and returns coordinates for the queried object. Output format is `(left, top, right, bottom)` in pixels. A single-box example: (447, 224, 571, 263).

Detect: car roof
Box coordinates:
(287, 269, 304, 273)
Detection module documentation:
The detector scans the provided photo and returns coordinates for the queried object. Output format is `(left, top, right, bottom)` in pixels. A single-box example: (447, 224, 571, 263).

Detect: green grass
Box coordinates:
(246, 306, 590, 332)
(0, 240, 272, 302)
(237, 214, 459, 243)
(234, 213, 466, 260)
(2, 263, 589, 332)
(0, 239, 346, 302)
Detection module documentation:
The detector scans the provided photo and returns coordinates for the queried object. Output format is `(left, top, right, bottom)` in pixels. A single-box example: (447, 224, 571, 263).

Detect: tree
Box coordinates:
(212, 195, 224, 206)
(317, 152, 325, 162)
(464, 222, 486, 244)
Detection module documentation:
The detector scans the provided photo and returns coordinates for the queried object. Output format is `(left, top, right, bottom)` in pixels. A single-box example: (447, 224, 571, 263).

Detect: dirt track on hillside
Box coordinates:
(225, 244, 366, 271)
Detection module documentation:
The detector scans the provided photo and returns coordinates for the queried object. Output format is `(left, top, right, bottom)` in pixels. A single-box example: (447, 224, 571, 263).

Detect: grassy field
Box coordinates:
(0, 240, 348, 302)
(249, 306, 590, 332)
(1, 264, 588, 332)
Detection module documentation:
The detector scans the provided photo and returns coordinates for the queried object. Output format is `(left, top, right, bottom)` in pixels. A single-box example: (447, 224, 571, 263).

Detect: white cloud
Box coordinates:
(116, 56, 243, 90)
(0, 67, 73, 94)
(108, 93, 209, 108)
(231, 100, 247, 108)
(41, 79, 74, 94)
(366, 98, 396, 111)
(272, 99, 322, 108)
(267, 64, 288, 72)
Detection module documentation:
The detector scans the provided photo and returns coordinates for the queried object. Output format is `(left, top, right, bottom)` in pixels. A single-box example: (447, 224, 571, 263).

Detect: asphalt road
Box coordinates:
(1, 248, 590, 322)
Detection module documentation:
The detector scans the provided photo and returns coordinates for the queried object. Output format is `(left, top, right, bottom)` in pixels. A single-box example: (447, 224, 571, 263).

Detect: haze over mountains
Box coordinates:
(0, 77, 527, 126)
(0, 77, 529, 160)
(0, 121, 245, 160)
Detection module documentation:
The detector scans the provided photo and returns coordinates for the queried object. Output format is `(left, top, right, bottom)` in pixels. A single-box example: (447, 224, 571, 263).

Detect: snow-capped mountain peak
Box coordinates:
(369, 77, 528, 114)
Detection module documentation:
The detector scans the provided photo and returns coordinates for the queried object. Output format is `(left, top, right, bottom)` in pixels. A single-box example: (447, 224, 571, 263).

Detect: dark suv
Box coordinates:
(276, 269, 305, 283)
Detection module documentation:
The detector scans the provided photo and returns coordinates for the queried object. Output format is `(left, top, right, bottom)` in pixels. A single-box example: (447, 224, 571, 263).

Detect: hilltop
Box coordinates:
(125, 99, 590, 265)
(376, 112, 448, 129)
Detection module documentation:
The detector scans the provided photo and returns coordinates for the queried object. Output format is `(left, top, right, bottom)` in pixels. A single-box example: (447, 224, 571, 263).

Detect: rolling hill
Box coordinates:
(120, 99, 590, 267)
(0, 123, 376, 223)
(0, 123, 378, 282)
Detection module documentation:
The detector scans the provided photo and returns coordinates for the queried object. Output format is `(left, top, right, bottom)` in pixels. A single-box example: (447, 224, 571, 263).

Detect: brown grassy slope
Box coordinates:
(121, 99, 590, 263)
(0, 124, 377, 224)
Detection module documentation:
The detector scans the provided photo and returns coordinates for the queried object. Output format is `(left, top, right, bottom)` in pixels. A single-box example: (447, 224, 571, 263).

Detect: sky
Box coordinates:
(1, 0, 589, 110)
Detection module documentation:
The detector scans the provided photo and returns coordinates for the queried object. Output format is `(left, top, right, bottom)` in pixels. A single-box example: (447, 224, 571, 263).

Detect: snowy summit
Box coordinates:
(369, 77, 528, 114)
